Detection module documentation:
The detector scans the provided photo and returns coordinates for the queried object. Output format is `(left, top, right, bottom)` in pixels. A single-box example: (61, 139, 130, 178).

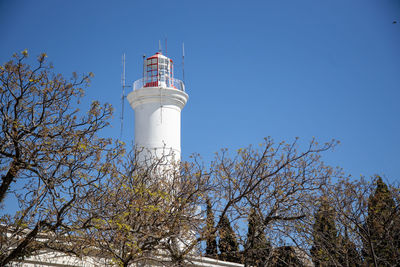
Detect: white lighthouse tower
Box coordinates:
(127, 52, 188, 164)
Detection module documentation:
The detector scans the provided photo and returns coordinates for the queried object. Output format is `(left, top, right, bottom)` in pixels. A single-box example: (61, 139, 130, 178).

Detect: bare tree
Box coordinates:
(208, 138, 336, 253)
(0, 50, 119, 265)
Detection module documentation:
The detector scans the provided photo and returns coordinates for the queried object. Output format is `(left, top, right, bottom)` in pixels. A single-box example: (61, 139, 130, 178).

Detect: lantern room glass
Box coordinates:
(144, 54, 174, 88)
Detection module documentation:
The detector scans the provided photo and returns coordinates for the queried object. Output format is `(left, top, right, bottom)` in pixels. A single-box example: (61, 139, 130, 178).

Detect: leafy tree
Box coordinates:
(363, 176, 399, 266)
(310, 198, 339, 266)
(322, 176, 400, 267)
(218, 214, 240, 263)
(337, 231, 362, 267)
(245, 208, 271, 266)
(205, 199, 218, 258)
(0, 51, 118, 266)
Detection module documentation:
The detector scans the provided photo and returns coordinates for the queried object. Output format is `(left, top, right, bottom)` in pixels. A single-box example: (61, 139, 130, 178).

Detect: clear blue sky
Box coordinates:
(1, 0, 399, 183)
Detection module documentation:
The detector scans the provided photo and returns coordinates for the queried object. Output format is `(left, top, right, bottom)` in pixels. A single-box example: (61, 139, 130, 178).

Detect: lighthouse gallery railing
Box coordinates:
(133, 78, 185, 92)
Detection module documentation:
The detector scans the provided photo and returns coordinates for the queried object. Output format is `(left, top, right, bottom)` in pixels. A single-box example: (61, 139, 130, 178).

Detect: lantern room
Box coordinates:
(144, 52, 174, 88)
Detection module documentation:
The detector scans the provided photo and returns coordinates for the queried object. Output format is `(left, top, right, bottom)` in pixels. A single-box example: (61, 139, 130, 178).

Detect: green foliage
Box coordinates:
(218, 214, 240, 263)
(245, 208, 271, 266)
(205, 199, 218, 258)
(310, 198, 338, 266)
(337, 233, 362, 267)
(363, 176, 400, 266)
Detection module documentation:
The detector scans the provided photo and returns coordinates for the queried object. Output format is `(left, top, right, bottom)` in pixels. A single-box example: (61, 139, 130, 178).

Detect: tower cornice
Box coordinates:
(127, 87, 189, 110)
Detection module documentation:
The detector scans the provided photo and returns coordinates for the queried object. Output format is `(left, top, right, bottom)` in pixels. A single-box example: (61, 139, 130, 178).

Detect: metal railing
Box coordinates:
(132, 78, 185, 92)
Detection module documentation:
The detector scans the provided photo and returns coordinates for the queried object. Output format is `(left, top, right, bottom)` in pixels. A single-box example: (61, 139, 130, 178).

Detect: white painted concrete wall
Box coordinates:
(16, 251, 244, 267)
(127, 86, 188, 163)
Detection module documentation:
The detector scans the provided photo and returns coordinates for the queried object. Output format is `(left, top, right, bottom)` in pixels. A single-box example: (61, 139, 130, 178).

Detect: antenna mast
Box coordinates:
(120, 53, 126, 138)
(142, 54, 146, 80)
(165, 37, 168, 56)
(182, 42, 185, 83)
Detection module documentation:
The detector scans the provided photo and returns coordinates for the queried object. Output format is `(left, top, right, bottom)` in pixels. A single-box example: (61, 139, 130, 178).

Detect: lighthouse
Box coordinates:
(127, 52, 188, 164)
